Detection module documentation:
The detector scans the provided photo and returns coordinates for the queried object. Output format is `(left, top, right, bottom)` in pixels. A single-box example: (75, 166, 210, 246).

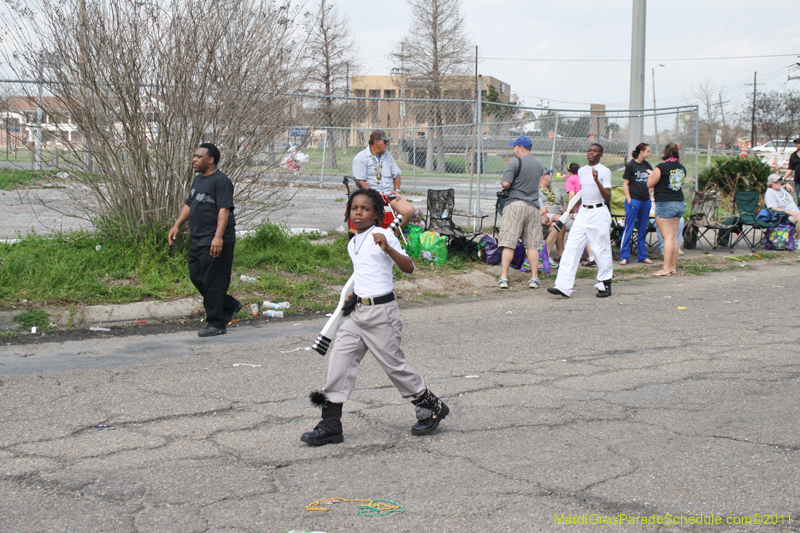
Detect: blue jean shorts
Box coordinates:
(655, 200, 685, 219)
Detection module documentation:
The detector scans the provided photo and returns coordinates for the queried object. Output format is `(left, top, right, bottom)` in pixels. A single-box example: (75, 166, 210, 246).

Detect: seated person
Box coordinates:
(539, 168, 573, 268)
(764, 173, 800, 232)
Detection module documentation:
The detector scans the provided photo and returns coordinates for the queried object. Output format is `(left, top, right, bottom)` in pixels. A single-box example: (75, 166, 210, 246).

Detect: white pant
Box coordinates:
(553, 206, 613, 296)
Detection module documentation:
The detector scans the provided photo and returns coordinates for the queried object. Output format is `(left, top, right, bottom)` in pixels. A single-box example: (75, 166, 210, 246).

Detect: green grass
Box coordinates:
(12, 309, 51, 329)
(0, 169, 58, 190)
(0, 223, 480, 314)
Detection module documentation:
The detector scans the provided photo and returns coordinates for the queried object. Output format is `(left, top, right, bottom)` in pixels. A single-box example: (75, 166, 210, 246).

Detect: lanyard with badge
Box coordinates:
(369, 153, 384, 184)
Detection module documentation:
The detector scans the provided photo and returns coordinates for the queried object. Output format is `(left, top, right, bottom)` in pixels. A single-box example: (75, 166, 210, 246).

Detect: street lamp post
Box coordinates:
(652, 63, 665, 153)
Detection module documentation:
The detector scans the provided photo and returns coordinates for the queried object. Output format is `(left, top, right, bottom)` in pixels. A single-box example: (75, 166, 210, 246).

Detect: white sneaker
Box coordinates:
(549, 257, 559, 269)
(678, 248, 685, 255)
(529, 279, 543, 289)
(498, 279, 509, 289)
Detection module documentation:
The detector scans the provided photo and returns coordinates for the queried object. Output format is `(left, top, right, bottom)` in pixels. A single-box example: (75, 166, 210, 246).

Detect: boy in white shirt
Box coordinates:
(302, 188, 449, 446)
(548, 144, 614, 298)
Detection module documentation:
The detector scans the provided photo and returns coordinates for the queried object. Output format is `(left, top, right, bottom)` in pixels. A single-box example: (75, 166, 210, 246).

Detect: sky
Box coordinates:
(334, 0, 800, 115)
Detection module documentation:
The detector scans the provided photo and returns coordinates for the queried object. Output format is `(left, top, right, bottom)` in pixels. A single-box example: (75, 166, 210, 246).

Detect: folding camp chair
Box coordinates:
(683, 190, 737, 253)
(425, 188, 487, 253)
(608, 186, 627, 247)
(609, 186, 657, 255)
(729, 190, 774, 252)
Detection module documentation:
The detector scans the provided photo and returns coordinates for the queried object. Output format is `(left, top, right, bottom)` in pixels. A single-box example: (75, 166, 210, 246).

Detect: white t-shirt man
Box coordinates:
(765, 187, 799, 213)
(577, 163, 612, 205)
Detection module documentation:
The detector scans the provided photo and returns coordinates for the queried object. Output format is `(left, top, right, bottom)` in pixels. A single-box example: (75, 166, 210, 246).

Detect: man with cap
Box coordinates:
(497, 136, 544, 289)
(765, 173, 800, 233)
(539, 167, 572, 268)
(782, 137, 800, 203)
(352, 130, 414, 231)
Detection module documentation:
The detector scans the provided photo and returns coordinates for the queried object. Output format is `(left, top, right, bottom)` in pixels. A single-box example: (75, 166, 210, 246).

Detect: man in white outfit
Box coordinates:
(547, 144, 613, 298)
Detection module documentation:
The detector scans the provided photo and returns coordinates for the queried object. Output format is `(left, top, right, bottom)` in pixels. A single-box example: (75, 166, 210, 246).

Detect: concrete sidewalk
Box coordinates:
(1, 261, 798, 532)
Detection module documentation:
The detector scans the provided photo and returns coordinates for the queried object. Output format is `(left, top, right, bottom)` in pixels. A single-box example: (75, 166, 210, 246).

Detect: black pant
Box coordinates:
(188, 243, 239, 328)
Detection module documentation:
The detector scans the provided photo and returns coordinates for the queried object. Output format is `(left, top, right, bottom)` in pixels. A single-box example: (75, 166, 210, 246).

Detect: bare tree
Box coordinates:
(394, 0, 472, 173)
(694, 81, 723, 168)
(0, 0, 308, 243)
(750, 89, 800, 145)
(303, 0, 359, 169)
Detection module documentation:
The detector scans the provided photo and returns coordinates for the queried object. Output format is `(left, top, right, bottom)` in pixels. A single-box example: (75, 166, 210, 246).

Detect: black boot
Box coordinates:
(596, 278, 612, 298)
(301, 391, 344, 446)
(411, 389, 449, 436)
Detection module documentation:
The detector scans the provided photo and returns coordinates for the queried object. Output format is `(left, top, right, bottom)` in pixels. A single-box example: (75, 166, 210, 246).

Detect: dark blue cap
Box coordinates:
(508, 136, 532, 149)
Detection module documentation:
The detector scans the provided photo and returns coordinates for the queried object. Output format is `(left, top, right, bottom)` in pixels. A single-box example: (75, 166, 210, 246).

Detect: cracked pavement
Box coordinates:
(1, 262, 799, 532)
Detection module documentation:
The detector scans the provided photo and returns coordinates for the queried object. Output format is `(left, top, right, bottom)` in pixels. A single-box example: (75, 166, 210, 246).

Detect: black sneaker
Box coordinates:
(225, 301, 243, 324)
(300, 427, 344, 446)
(198, 324, 226, 337)
(547, 287, 570, 298)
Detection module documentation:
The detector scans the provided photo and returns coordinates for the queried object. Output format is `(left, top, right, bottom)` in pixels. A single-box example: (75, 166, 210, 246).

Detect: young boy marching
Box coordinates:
(301, 188, 449, 446)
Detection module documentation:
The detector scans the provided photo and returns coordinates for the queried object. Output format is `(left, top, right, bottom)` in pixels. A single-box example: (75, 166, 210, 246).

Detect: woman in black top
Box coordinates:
(619, 143, 653, 265)
(647, 143, 687, 277)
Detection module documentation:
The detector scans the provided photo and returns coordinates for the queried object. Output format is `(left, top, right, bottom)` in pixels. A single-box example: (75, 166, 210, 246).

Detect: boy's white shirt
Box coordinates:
(348, 226, 407, 298)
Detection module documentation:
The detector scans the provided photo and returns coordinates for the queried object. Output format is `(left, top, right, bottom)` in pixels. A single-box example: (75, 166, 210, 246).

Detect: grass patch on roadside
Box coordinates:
(0, 223, 483, 313)
(0, 169, 58, 190)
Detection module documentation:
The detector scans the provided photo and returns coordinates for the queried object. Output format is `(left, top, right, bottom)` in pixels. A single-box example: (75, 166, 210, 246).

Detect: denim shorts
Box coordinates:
(655, 200, 685, 219)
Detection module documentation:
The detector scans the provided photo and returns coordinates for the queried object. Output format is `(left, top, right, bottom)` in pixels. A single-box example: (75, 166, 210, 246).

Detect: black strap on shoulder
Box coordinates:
(514, 157, 521, 179)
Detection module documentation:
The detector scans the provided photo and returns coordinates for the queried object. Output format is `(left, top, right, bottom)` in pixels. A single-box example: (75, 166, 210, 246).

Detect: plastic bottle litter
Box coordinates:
(90, 326, 111, 332)
(240, 275, 256, 282)
(263, 310, 285, 318)
(262, 301, 291, 309)
(442, 209, 449, 218)
(250, 303, 259, 315)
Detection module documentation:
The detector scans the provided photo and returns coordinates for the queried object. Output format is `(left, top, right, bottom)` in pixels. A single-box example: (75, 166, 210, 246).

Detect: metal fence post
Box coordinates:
(476, 76, 483, 218)
(319, 129, 326, 186)
(550, 112, 559, 170)
(694, 106, 700, 191)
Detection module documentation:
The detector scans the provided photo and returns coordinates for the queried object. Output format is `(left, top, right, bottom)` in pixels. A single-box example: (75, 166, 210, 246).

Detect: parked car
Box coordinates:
(751, 140, 796, 155)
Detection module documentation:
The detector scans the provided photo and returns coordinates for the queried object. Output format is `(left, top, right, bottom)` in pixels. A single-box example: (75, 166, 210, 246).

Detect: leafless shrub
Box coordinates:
(0, 0, 312, 243)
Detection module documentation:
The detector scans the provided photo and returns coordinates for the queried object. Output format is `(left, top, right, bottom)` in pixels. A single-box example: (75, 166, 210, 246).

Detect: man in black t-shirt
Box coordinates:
(168, 143, 242, 337)
(783, 137, 800, 203)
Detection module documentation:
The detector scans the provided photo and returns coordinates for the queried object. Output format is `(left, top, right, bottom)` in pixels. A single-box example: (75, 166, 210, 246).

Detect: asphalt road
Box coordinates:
(1, 262, 799, 532)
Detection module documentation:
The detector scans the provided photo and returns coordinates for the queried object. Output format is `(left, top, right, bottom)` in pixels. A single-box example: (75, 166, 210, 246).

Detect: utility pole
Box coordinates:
(750, 72, 757, 150)
(651, 63, 664, 153)
(628, 0, 646, 157)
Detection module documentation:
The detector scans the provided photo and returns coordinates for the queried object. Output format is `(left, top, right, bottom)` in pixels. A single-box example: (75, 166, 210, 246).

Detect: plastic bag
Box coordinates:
(405, 225, 424, 257)
(281, 148, 309, 175)
(419, 231, 448, 265)
(479, 234, 502, 265)
(765, 224, 795, 251)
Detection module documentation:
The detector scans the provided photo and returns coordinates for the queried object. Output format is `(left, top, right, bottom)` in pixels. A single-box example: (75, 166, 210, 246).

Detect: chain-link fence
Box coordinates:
(0, 90, 698, 238)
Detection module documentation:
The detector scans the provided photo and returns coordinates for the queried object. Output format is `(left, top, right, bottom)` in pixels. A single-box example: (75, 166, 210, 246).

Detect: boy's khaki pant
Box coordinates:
(323, 300, 425, 404)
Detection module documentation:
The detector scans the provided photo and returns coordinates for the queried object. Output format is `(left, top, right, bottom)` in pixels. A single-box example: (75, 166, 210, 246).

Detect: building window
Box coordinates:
(369, 90, 380, 98)
(383, 90, 396, 99)
(354, 89, 366, 98)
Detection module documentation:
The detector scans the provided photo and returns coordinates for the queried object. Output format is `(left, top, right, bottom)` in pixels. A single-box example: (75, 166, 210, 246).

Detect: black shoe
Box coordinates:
(581, 259, 596, 267)
(547, 287, 570, 298)
(300, 427, 344, 446)
(411, 401, 449, 436)
(225, 301, 243, 324)
(411, 389, 449, 436)
(596, 279, 612, 298)
(198, 324, 226, 337)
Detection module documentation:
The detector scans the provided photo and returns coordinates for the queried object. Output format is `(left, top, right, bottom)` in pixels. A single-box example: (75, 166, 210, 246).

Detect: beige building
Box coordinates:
(348, 75, 512, 143)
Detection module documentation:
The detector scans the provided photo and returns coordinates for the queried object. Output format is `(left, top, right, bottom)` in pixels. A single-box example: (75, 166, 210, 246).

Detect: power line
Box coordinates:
(480, 53, 800, 63)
